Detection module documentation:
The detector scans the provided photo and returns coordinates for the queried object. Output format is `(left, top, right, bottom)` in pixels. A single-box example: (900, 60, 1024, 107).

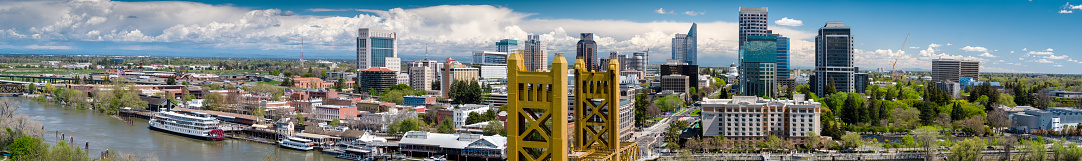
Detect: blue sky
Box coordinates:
(0, 0, 1079, 73)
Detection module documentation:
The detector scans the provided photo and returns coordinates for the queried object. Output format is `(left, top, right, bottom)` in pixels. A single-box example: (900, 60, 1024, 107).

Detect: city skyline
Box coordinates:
(0, 0, 1080, 73)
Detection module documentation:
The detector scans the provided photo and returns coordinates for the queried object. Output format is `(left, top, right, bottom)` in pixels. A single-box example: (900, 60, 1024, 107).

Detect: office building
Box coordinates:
(661, 74, 690, 93)
(770, 31, 791, 85)
(312, 104, 360, 122)
(442, 58, 479, 98)
(813, 22, 856, 95)
(472, 51, 510, 80)
(356, 28, 398, 71)
(577, 33, 599, 71)
(598, 52, 629, 72)
(855, 73, 869, 93)
(739, 7, 769, 47)
(659, 64, 699, 90)
(739, 35, 780, 97)
(630, 52, 647, 72)
(672, 23, 698, 65)
(932, 58, 980, 83)
(496, 39, 518, 53)
(358, 67, 397, 93)
(700, 95, 821, 142)
(407, 59, 439, 91)
(523, 34, 548, 72)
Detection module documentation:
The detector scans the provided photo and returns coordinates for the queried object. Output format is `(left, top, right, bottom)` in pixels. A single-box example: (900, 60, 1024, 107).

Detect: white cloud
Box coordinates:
(774, 17, 803, 26)
(928, 43, 942, 48)
(1046, 48, 1054, 51)
(1028, 51, 1055, 55)
(1035, 59, 1054, 63)
(979, 52, 997, 58)
(946, 43, 952, 46)
(1010, 51, 1015, 53)
(683, 11, 704, 16)
(1023, 48, 1028, 51)
(960, 46, 988, 52)
(1062, 10, 1074, 14)
(308, 8, 352, 12)
(655, 8, 674, 15)
(908, 47, 920, 49)
(0, 1, 813, 63)
(1055, 65, 1064, 67)
(1045, 54, 1069, 59)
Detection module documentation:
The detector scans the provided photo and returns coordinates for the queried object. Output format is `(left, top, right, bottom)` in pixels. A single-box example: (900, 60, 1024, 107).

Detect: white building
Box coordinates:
(450, 104, 491, 128)
(357, 28, 399, 71)
(700, 94, 821, 142)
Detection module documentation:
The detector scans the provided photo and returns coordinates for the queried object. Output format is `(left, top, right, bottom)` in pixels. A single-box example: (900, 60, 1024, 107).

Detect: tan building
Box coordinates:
(700, 94, 821, 142)
(441, 58, 479, 98)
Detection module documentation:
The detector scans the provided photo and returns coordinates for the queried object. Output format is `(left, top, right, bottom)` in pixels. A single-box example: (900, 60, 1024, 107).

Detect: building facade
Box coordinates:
(577, 33, 599, 72)
(496, 39, 518, 53)
(523, 34, 548, 72)
(358, 67, 397, 93)
(814, 22, 856, 95)
(671, 23, 698, 65)
(312, 104, 360, 122)
(661, 74, 689, 93)
(408, 59, 439, 91)
(630, 52, 647, 72)
(740, 35, 782, 97)
(738, 7, 768, 47)
(932, 58, 980, 83)
(700, 95, 821, 142)
(357, 28, 398, 71)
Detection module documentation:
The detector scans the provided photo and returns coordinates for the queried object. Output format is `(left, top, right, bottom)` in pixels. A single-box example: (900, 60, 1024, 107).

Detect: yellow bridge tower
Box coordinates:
(508, 53, 640, 161)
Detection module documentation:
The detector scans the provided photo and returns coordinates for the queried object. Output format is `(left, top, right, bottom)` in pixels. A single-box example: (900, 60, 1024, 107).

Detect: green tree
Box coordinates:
(482, 121, 506, 136)
(449, 80, 482, 104)
(951, 102, 965, 121)
(806, 131, 821, 151)
(330, 118, 341, 126)
(841, 132, 863, 149)
(915, 126, 940, 161)
(334, 77, 345, 91)
(825, 79, 838, 95)
(437, 118, 455, 133)
(948, 137, 987, 161)
(653, 95, 685, 112)
(27, 83, 34, 93)
(166, 76, 176, 85)
(7, 135, 43, 160)
(634, 93, 649, 126)
(296, 112, 305, 125)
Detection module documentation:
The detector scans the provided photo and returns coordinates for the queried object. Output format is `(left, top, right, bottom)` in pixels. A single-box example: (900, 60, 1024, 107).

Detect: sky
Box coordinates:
(0, 0, 1079, 74)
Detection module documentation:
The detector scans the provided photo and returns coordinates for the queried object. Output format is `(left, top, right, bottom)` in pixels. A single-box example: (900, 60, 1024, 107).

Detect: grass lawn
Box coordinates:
(0, 68, 108, 75)
(689, 109, 701, 116)
(258, 80, 283, 85)
(647, 117, 665, 122)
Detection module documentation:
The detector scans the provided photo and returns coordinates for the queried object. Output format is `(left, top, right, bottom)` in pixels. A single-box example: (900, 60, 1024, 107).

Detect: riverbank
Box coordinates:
(9, 98, 345, 161)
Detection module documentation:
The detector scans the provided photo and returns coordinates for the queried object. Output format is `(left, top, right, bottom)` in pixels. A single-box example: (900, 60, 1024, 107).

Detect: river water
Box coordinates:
(12, 98, 344, 161)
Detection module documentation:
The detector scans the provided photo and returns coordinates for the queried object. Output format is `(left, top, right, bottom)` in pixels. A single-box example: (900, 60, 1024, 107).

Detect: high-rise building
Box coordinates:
(739, 35, 779, 97)
(814, 22, 856, 95)
(357, 28, 398, 71)
(770, 31, 791, 83)
(660, 64, 700, 90)
(672, 23, 698, 65)
(523, 34, 548, 72)
(577, 33, 598, 72)
(496, 39, 518, 53)
(630, 52, 647, 72)
(598, 52, 629, 72)
(932, 58, 980, 83)
(473, 51, 510, 80)
(408, 59, 439, 91)
(359, 67, 398, 93)
(738, 7, 768, 47)
(441, 58, 479, 98)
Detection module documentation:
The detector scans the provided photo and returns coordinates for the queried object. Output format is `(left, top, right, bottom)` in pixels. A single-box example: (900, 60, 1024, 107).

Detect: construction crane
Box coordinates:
(890, 34, 910, 79)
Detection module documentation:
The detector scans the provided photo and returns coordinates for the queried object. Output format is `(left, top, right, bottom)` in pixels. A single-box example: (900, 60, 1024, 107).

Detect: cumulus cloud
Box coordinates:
(683, 11, 705, 16)
(0, 1, 805, 65)
(1062, 10, 1074, 14)
(960, 46, 988, 52)
(774, 17, 803, 26)
(1062, 2, 1082, 14)
(946, 43, 952, 46)
(1028, 51, 1055, 55)
(979, 52, 997, 58)
(308, 8, 352, 12)
(655, 8, 674, 15)
(1045, 54, 1069, 59)
(25, 45, 74, 49)
(1035, 59, 1054, 63)
(1054, 65, 1064, 67)
(1046, 48, 1054, 51)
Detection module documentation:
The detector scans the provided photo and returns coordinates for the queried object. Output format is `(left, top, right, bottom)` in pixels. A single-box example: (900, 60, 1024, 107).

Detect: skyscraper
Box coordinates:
(524, 34, 548, 72)
(671, 23, 697, 65)
(497, 39, 518, 53)
(577, 33, 598, 71)
(407, 59, 439, 91)
(814, 22, 856, 95)
(739, 35, 779, 97)
(738, 7, 768, 47)
(630, 52, 647, 72)
(357, 28, 398, 72)
(770, 31, 791, 86)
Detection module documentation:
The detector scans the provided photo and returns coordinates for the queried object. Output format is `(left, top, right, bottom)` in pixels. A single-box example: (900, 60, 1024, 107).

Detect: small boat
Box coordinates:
(279, 137, 315, 151)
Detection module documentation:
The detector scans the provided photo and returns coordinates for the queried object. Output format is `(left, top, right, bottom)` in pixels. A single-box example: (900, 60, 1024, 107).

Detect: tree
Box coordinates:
(296, 112, 305, 125)
(1023, 139, 1047, 161)
(841, 132, 863, 149)
(280, 78, 292, 87)
(7, 135, 43, 160)
(203, 93, 223, 111)
(634, 93, 649, 126)
(805, 131, 821, 151)
(951, 102, 965, 121)
(914, 126, 940, 161)
(449, 80, 482, 104)
(841, 94, 859, 124)
(653, 95, 685, 112)
(166, 76, 177, 85)
(27, 83, 34, 93)
(437, 118, 455, 133)
(334, 77, 345, 91)
(646, 104, 661, 118)
(330, 118, 341, 126)
(948, 137, 986, 161)
(482, 121, 505, 136)
(825, 79, 838, 95)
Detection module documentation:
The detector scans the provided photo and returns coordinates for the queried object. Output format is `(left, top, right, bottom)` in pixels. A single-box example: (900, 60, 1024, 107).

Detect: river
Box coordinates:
(11, 98, 345, 161)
